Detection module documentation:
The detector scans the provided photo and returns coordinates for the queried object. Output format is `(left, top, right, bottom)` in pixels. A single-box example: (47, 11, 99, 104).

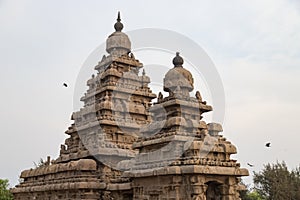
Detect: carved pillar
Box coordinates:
(133, 186, 144, 200)
(190, 176, 207, 200)
(219, 183, 240, 200)
(219, 177, 240, 200)
(174, 184, 180, 200)
(102, 191, 113, 200)
(191, 184, 207, 200)
(172, 176, 182, 200)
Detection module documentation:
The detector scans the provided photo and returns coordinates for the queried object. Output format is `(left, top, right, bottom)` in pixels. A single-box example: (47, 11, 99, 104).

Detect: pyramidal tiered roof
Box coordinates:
(12, 13, 248, 200)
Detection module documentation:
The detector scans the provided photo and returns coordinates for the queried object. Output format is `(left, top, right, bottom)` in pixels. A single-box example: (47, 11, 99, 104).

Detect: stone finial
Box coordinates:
(158, 92, 163, 102)
(195, 91, 202, 102)
(172, 52, 184, 67)
(46, 156, 51, 166)
(101, 55, 106, 62)
(164, 52, 193, 93)
(114, 11, 123, 32)
(130, 52, 135, 59)
(106, 12, 131, 55)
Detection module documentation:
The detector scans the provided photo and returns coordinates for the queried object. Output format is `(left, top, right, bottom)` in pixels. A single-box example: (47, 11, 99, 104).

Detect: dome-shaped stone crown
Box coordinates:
(106, 12, 131, 56)
(164, 52, 194, 93)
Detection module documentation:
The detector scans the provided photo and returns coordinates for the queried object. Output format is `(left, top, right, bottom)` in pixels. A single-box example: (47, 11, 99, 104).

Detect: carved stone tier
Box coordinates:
(12, 13, 248, 200)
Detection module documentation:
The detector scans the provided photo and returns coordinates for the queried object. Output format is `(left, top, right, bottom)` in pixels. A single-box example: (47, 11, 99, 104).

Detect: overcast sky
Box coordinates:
(0, 0, 300, 187)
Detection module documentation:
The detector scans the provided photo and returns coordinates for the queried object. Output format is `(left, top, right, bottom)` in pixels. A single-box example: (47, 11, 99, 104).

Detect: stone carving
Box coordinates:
(192, 194, 206, 200)
(157, 92, 163, 103)
(102, 191, 113, 200)
(12, 12, 248, 200)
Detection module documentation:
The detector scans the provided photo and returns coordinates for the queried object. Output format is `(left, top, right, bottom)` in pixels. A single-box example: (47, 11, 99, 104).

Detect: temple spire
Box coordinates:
(117, 11, 121, 22)
(114, 11, 124, 32)
(172, 52, 184, 67)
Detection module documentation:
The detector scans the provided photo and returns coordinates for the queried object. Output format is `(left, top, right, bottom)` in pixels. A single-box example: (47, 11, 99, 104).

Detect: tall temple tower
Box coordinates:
(12, 13, 248, 200)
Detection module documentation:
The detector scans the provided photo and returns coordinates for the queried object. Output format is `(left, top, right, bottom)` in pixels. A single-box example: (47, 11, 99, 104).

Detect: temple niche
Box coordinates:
(12, 12, 248, 200)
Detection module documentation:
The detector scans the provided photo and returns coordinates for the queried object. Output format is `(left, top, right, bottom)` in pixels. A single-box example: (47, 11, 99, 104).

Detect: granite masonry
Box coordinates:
(12, 13, 248, 200)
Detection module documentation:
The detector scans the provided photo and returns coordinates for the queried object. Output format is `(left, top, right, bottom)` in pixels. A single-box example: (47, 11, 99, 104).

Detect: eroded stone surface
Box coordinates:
(12, 13, 248, 200)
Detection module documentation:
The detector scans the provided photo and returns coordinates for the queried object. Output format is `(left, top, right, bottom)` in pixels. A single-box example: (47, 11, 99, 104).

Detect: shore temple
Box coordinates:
(12, 13, 248, 200)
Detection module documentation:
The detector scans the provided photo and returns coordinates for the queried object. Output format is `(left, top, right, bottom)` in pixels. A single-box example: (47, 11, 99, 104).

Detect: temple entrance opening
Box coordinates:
(206, 181, 222, 200)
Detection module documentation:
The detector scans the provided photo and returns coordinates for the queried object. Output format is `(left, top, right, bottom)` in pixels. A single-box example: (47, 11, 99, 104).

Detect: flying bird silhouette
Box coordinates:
(247, 163, 254, 167)
(63, 83, 68, 87)
(265, 142, 271, 147)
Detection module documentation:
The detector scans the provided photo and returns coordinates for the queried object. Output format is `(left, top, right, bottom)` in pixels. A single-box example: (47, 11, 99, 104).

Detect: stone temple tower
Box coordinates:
(123, 52, 249, 200)
(12, 13, 248, 200)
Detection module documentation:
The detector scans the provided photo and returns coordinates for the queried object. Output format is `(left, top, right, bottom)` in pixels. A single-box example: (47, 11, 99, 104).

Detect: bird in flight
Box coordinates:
(265, 142, 271, 147)
(63, 83, 68, 87)
(247, 163, 254, 167)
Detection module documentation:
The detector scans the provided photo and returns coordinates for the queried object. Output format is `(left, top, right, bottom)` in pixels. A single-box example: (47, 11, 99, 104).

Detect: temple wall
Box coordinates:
(132, 174, 242, 200)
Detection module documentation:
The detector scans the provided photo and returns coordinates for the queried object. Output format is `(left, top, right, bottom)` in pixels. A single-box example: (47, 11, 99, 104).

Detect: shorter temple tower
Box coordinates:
(123, 53, 248, 200)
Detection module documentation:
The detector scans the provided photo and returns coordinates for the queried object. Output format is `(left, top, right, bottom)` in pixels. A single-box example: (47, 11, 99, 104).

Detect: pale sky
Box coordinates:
(0, 0, 300, 187)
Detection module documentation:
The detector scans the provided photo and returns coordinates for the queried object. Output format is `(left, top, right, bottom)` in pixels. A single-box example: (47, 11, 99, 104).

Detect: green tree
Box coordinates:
(253, 161, 300, 200)
(240, 185, 264, 200)
(291, 166, 300, 199)
(0, 179, 13, 200)
(245, 191, 265, 200)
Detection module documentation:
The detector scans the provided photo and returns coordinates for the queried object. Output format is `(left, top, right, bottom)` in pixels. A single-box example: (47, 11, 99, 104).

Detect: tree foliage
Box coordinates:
(246, 191, 264, 200)
(240, 190, 264, 200)
(253, 161, 300, 200)
(240, 184, 264, 200)
(0, 179, 13, 200)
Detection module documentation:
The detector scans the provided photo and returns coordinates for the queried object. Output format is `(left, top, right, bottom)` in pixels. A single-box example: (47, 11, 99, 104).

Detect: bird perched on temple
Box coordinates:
(265, 142, 271, 147)
(63, 83, 68, 87)
(247, 163, 254, 167)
